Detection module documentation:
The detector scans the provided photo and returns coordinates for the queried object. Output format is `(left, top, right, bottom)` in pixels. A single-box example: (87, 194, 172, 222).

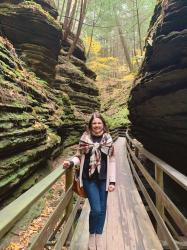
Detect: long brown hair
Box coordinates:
(87, 112, 108, 133)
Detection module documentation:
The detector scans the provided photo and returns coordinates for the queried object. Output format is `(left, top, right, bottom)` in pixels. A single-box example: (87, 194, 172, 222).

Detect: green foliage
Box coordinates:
(82, 0, 156, 59)
(103, 107, 129, 129)
(83, 36, 131, 80)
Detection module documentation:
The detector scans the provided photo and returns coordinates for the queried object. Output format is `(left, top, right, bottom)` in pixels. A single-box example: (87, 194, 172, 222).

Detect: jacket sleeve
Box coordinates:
(71, 156, 80, 166)
(109, 154, 116, 183)
(71, 150, 81, 166)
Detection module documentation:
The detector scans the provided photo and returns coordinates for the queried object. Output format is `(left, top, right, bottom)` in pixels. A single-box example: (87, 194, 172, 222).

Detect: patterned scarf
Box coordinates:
(77, 131, 114, 177)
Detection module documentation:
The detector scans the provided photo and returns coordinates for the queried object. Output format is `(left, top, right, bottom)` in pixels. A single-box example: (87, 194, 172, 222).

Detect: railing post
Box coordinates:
(135, 147, 139, 158)
(65, 168, 73, 217)
(65, 167, 74, 245)
(155, 164, 164, 239)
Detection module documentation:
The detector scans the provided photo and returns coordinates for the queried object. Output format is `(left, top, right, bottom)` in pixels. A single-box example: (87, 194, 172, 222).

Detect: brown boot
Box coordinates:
(96, 234, 104, 250)
(88, 234, 96, 250)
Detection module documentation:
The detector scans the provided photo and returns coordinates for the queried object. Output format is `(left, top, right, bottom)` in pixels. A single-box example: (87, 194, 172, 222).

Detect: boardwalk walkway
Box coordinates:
(70, 137, 162, 250)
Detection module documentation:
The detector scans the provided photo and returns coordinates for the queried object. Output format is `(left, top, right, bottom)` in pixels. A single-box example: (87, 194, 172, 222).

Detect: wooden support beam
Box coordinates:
(127, 143, 187, 237)
(127, 152, 179, 250)
(54, 197, 81, 250)
(0, 167, 65, 240)
(155, 164, 165, 239)
(29, 186, 73, 250)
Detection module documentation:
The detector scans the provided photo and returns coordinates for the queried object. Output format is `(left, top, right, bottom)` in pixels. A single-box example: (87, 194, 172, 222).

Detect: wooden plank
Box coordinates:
(65, 167, 74, 240)
(127, 143, 187, 237)
(155, 164, 165, 240)
(54, 197, 81, 250)
(29, 185, 73, 250)
(105, 188, 126, 250)
(165, 217, 180, 241)
(0, 166, 65, 239)
(69, 138, 162, 250)
(70, 200, 90, 250)
(155, 164, 164, 219)
(162, 240, 187, 250)
(116, 138, 162, 250)
(127, 152, 179, 250)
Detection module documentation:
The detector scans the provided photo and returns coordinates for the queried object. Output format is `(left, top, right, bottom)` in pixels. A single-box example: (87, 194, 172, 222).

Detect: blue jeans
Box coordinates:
(83, 179, 108, 234)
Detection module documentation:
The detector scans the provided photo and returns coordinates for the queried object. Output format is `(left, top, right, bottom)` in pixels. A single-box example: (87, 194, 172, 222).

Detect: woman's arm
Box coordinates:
(108, 153, 116, 192)
(71, 155, 81, 166)
(109, 154, 116, 183)
(63, 155, 81, 169)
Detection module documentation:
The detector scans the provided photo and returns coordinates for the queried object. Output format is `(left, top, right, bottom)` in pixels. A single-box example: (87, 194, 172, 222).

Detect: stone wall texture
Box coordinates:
(0, 0, 100, 200)
(128, 0, 187, 175)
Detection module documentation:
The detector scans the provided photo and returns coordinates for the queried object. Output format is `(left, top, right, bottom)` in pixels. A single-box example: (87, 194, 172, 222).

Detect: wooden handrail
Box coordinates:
(110, 126, 126, 142)
(0, 166, 66, 240)
(0, 154, 84, 250)
(29, 185, 73, 250)
(127, 143, 187, 236)
(126, 132, 187, 190)
(126, 131, 187, 250)
(127, 153, 179, 250)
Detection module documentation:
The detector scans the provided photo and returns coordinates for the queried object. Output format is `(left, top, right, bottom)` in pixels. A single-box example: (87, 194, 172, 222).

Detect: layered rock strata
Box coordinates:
(0, 36, 84, 201)
(128, 0, 187, 175)
(55, 52, 100, 115)
(0, 0, 99, 200)
(0, 1, 61, 83)
(0, 37, 59, 199)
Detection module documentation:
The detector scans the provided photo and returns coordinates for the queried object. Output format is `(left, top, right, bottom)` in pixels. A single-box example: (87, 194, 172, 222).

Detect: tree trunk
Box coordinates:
(135, 0, 143, 56)
(64, 0, 73, 30)
(72, 0, 81, 33)
(67, 0, 87, 58)
(69, 0, 78, 32)
(57, 0, 60, 12)
(59, 0, 66, 21)
(87, 22, 95, 58)
(114, 11, 133, 72)
(87, 2, 102, 58)
(133, 0, 140, 68)
(64, 0, 78, 41)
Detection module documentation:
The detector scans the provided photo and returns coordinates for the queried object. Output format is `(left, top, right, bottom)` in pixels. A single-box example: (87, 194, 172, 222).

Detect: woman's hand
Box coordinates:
(62, 160, 71, 169)
(108, 184, 115, 192)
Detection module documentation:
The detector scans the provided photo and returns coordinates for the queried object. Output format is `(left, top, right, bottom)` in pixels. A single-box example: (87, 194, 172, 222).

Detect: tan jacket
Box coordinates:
(71, 153, 116, 191)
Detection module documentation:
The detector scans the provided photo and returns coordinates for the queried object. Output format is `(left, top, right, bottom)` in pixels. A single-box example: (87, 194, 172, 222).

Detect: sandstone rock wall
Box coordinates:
(128, 0, 187, 175)
(55, 51, 99, 114)
(0, 0, 100, 200)
(0, 37, 62, 200)
(0, 1, 61, 83)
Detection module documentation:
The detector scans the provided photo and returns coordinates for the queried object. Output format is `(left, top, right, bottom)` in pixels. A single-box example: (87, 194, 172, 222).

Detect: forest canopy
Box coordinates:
(55, 0, 156, 127)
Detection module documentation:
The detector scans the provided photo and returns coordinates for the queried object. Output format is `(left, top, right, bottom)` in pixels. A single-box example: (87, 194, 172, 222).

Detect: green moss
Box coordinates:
(63, 131, 80, 148)
(0, 112, 34, 123)
(103, 107, 129, 130)
(0, 122, 13, 130)
(0, 51, 17, 69)
(0, 158, 45, 190)
(0, 2, 60, 30)
(0, 60, 16, 77)
(20, 1, 61, 29)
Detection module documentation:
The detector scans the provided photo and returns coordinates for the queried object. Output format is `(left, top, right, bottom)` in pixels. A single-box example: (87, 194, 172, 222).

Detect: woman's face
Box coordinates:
(91, 118, 104, 135)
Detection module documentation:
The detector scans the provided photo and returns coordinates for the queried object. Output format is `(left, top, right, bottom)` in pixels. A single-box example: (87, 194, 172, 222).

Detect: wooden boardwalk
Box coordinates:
(70, 137, 163, 250)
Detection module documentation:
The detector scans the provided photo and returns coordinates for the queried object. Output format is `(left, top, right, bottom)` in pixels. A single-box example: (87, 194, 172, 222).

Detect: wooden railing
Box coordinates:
(1, 131, 186, 249)
(0, 164, 80, 250)
(126, 131, 187, 250)
(0, 127, 126, 248)
(110, 126, 126, 141)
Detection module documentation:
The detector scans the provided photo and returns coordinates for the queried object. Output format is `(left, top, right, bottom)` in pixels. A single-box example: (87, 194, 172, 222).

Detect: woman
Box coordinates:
(63, 112, 116, 250)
